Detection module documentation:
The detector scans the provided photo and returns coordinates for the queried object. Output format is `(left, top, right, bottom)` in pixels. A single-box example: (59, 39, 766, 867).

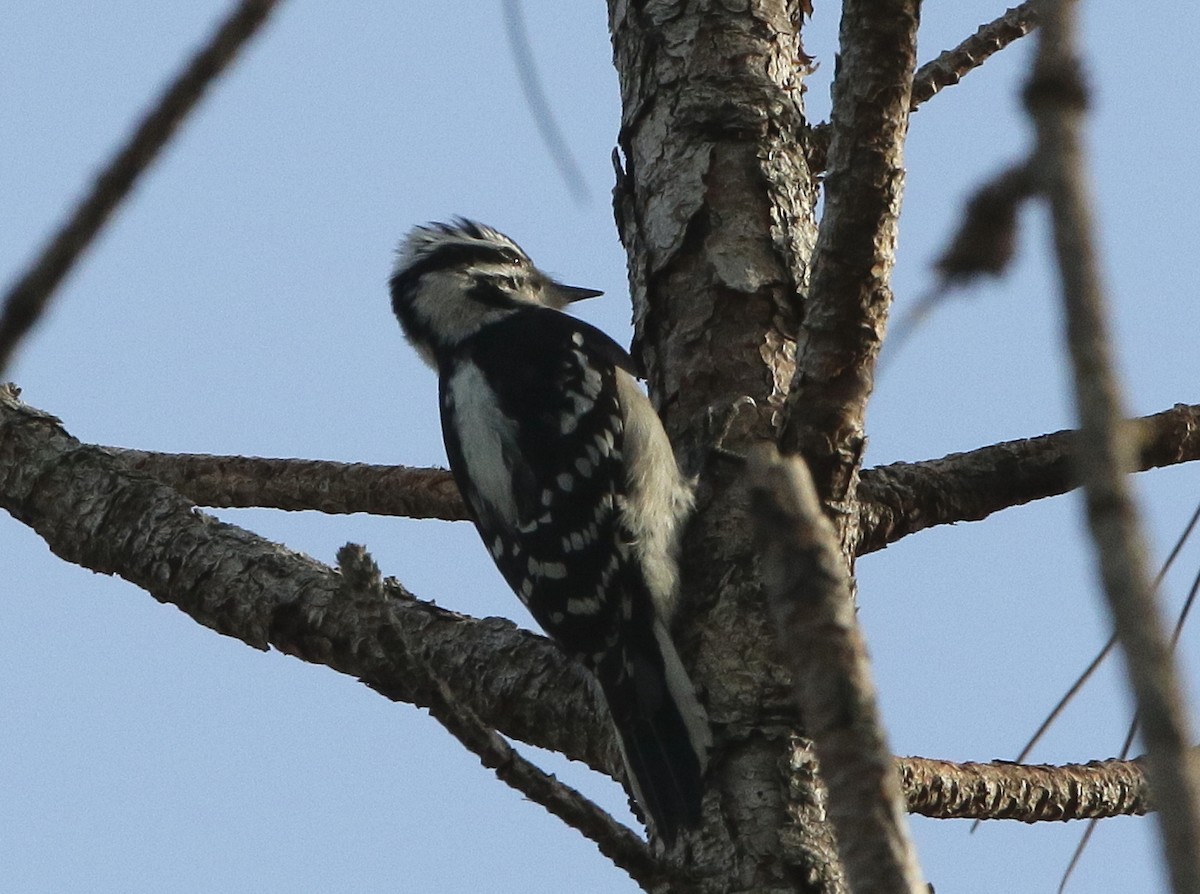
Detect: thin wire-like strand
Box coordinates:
(501, 0, 590, 204)
(1018, 501, 1200, 763)
(972, 501, 1200, 835)
(1059, 559, 1200, 893)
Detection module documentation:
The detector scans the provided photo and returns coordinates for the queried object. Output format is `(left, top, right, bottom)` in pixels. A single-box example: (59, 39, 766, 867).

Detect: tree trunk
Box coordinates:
(608, 3, 842, 891)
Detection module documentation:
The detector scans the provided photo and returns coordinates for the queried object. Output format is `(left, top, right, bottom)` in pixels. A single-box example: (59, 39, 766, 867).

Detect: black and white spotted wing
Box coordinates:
(438, 306, 644, 666)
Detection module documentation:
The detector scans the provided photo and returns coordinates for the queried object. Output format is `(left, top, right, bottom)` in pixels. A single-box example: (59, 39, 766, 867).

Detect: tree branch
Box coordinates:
(897, 754, 1148, 822)
(0, 384, 615, 780)
(856, 402, 1200, 554)
(89, 401, 1199, 555)
(911, 3, 1039, 110)
(0, 0, 281, 376)
(1028, 2, 1200, 890)
(115, 447, 470, 520)
(809, 4, 1040, 172)
(333, 544, 662, 886)
(778, 0, 920, 541)
(4, 385, 1174, 845)
(749, 446, 926, 894)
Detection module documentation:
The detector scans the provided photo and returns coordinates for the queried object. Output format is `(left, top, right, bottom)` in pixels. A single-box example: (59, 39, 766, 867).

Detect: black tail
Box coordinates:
(601, 620, 711, 845)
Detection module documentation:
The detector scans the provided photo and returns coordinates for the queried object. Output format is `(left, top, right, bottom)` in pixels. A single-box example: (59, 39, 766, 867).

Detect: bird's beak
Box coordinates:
(550, 281, 604, 305)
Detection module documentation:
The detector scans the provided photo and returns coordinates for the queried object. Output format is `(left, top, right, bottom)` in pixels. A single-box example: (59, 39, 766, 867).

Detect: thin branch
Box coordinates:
(1028, 2, 1200, 891)
(897, 754, 1148, 822)
(806, 2, 1040, 170)
(0, 384, 615, 780)
(1057, 822, 1099, 894)
(857, 402, 1200, 555)
(0, 0, 281, 376)
(1059, 541, 1200, 891)
(911, 3, 1040, 109)
(748, 446, 925, 894)
(335, 544, 661, 887)
(115, 448, 470, 520)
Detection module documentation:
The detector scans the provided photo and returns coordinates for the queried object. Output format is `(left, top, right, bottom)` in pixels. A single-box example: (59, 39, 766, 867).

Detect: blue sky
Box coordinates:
(2, 3, 1198, 892)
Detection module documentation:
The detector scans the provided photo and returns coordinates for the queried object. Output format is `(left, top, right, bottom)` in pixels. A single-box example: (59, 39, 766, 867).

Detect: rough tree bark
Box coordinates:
(608, 2, 835, 890)
(609, 1, 922, 890)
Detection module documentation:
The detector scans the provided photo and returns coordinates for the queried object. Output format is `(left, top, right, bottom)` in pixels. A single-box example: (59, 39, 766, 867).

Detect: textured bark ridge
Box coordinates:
(608, 3, 836, 891)
(609, 1, 925, 890)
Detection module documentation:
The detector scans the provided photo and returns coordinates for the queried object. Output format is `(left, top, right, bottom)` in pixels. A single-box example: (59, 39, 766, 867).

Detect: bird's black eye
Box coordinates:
(502, 250, 524, 267)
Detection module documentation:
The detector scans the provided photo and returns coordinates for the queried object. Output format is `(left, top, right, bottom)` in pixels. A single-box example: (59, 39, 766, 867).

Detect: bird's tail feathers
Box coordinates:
(605, 620, 711, 845)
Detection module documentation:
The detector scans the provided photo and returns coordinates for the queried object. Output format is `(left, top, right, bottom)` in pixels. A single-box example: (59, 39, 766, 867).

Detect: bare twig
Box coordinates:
(966, 506, 1200, 835)
(911, 3, 1040, 109)
(809, 4, 1040, 171)
(1028, 2, 1200, 891)
(335, 545, 661, 887)
(0, 0, 281, 375)
(1012, 501, 1200, 771)
(748, 445, 925, 894)
(1059, 552, 1200, 891)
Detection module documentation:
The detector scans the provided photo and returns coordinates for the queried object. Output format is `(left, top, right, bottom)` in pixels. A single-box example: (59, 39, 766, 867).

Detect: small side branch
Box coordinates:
(911, 3, 1040, 109)
(898, 755, 1148, 822)
(808, 3, 1041, 172)
(857, 402, 1200, 555)
(748, 446, 926, 894)
(0, 0, 281, 375)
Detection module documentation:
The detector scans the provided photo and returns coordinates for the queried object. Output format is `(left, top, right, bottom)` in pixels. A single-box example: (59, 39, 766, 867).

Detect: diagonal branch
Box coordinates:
(808, 3, 1040, 174)
(857, 402, 1200, 554)
(911, 3, 1040, 110)
(0, 384, 615, 780)
(0, 0, 281, 376)
(1029, 2, 1200, 890)
(334, 544, 660, 885)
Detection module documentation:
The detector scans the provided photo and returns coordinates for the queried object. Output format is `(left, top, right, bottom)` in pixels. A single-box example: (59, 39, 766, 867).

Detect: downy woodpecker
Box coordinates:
(390, 219, 710, 842)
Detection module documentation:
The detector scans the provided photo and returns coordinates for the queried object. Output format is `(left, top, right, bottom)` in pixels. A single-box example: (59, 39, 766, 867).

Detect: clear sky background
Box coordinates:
(2, 3, 1197, 893)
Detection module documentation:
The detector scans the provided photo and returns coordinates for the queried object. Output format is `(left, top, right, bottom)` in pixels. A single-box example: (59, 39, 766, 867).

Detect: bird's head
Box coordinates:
(390, 218, 601, 367)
